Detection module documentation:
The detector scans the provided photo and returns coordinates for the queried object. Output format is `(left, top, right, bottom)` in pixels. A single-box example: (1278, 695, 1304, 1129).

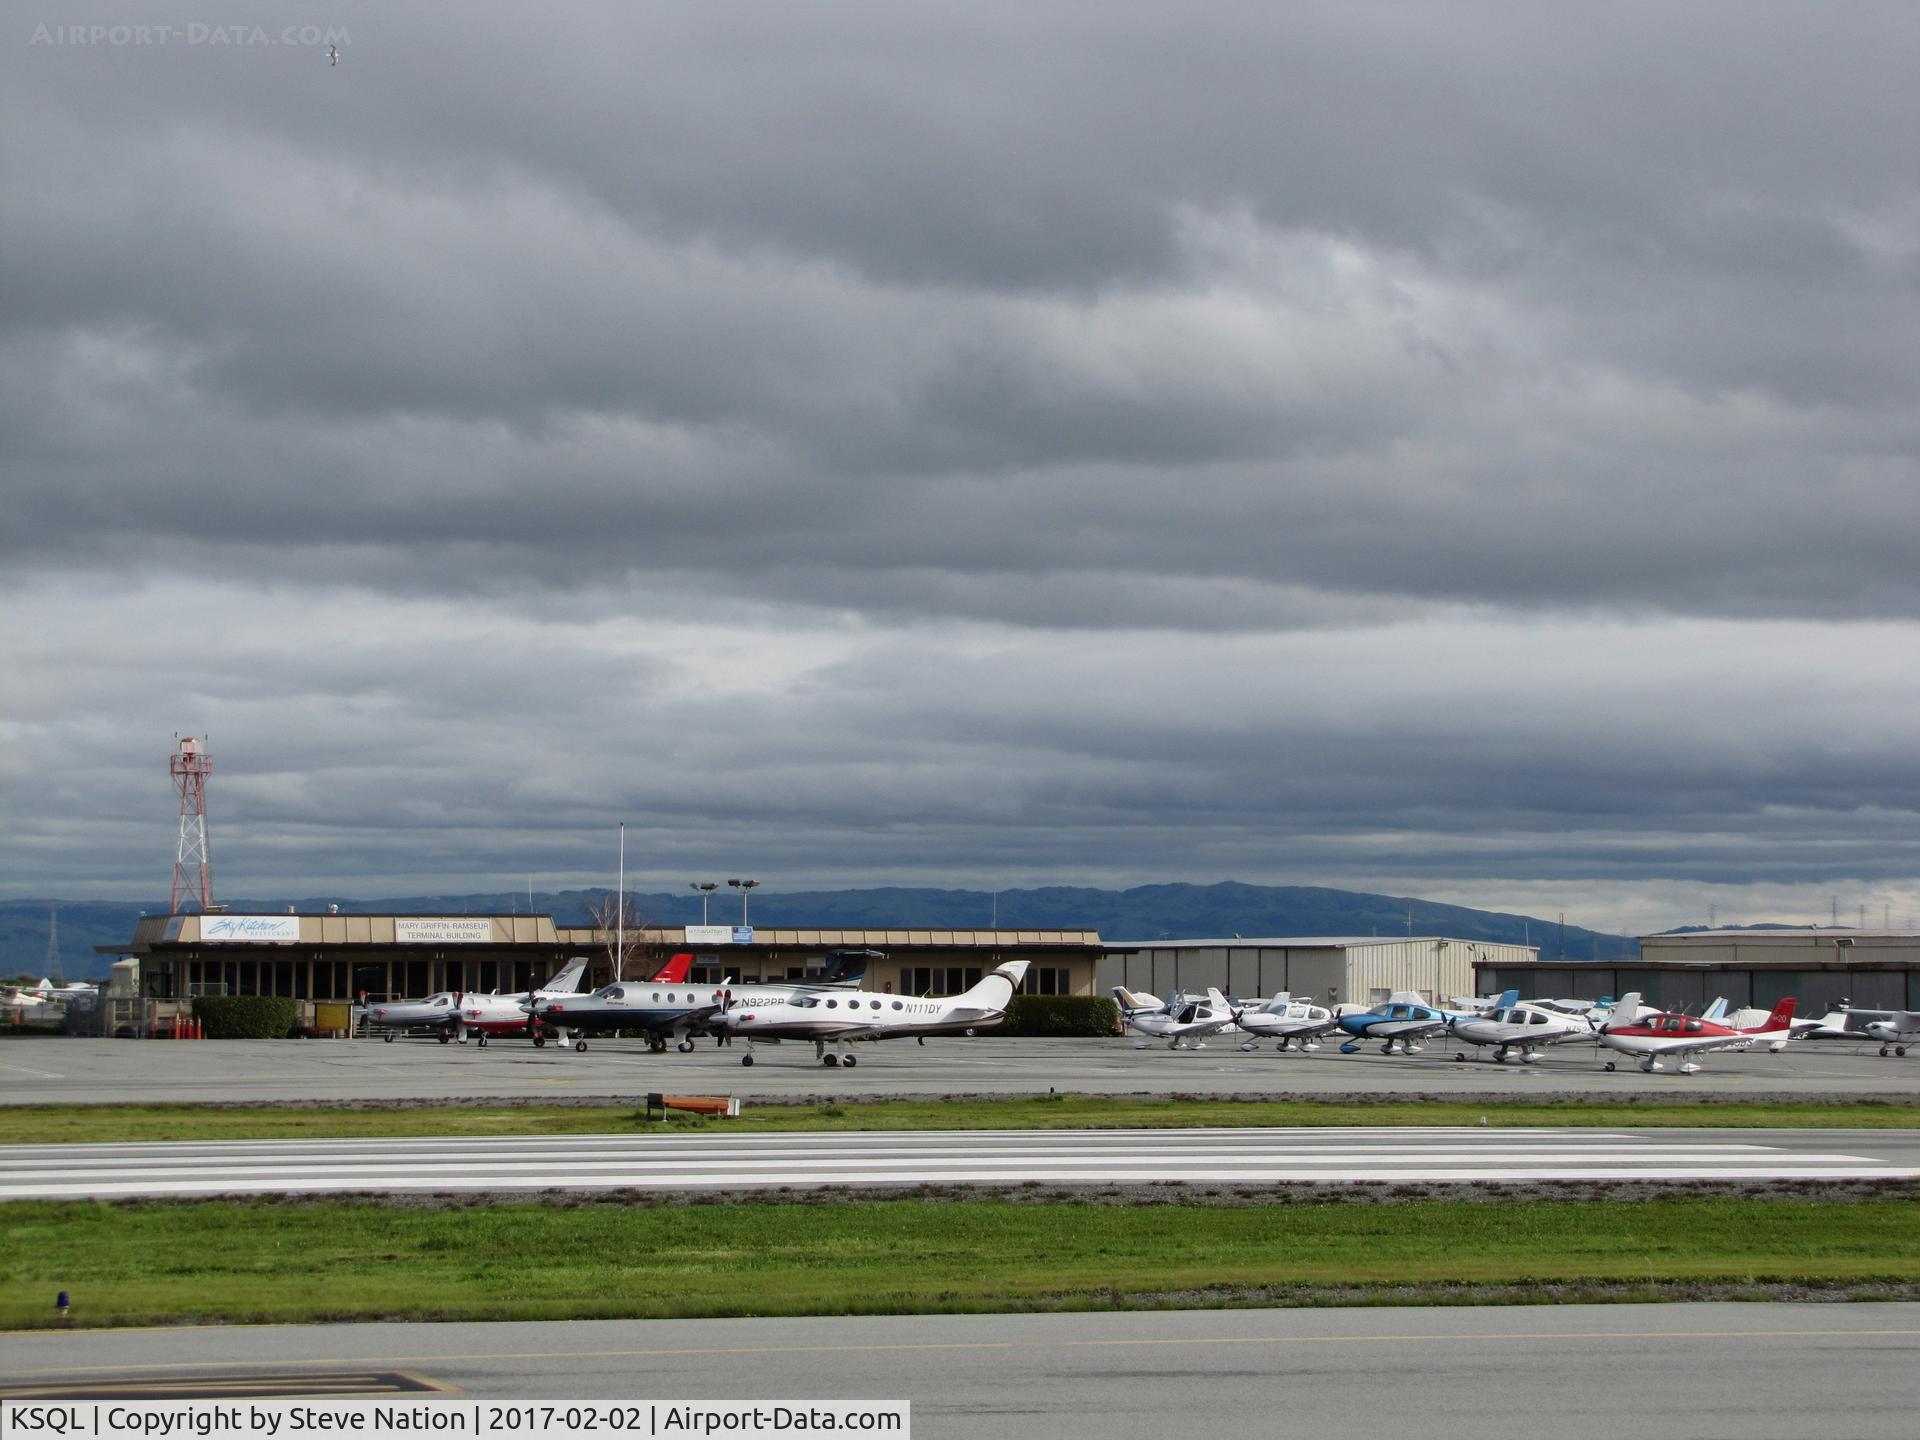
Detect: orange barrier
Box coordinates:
(645, 1093, 742, 1119)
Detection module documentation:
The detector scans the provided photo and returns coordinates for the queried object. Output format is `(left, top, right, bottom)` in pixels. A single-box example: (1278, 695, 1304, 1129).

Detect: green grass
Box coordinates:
(3, 1095, 1917, 1146)
(4, 1195, 1915, 1330)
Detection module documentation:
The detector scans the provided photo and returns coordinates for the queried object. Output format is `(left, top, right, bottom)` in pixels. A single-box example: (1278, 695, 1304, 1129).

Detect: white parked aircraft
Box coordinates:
(1805, 1006, 1919, 1057)
(365, 958, 589, 1045)
(723, 961, 1030, 1066)
(1231, 994, 1339, 1052)
(1112, 985, 1239, 1049)
(1449, 1001, 1593, 1064)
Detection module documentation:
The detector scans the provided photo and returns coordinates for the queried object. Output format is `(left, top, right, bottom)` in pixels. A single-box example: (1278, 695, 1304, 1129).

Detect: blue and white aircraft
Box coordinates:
(1336, 989, 1517, 1056)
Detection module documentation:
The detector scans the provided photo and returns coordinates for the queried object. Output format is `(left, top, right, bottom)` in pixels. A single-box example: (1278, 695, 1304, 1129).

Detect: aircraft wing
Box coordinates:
(941, 1007, 1001, 1025)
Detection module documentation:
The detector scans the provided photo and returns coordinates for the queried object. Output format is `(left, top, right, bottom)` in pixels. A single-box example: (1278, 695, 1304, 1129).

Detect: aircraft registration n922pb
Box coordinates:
(722, 960, 1029, 1067)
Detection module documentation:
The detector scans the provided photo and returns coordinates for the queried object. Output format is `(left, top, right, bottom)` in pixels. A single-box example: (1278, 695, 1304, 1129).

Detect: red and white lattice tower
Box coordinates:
(169, 735, 215, 913)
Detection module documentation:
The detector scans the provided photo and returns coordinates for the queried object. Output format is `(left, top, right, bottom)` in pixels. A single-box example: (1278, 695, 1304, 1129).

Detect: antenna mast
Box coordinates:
(169, 735, 214, 913)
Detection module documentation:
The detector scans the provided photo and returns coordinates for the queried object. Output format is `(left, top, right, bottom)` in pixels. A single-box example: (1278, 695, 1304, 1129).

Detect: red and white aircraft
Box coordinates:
(1596, 992, 1799, 1074)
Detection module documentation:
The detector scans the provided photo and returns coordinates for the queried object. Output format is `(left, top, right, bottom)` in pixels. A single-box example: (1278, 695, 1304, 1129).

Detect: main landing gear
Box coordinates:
(814, 1039, 858, 1068)
(1881, 1045, 1907, 1057)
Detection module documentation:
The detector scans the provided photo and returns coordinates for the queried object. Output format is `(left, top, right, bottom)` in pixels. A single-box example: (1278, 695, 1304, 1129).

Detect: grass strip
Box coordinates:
(4, 1194, 1916, 1331)
(3, 1095, 1917, 1146)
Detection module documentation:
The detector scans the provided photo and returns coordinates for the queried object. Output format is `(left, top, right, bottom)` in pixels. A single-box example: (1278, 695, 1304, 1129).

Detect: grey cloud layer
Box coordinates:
(3, 4, 1917, 926)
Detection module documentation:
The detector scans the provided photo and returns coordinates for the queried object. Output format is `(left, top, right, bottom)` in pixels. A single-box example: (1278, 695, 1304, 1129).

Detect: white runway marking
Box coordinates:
(2, 1127, 1914, 1198)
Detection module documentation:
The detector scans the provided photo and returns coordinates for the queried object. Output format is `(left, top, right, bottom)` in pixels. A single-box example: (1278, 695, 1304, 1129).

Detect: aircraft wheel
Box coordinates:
(1603, 1062, 1616, 1071)
(677, 1040, 694, 1053)
(438, 1032, 450, 1045)
(383, 1032, 394, 1043)
(576, 1039, 588, 1054)
(1454, 1053, 1465, 1063)
(823, 1053, 839, 1068)
(843, 1054, 858, 1068)
(476, 1034, 488, 1048)
(533, 1035, 545, 1048)
(741, 1054, 754, 1066)
(1881, 1045, 1891, 1056)
(1899, 1047, 1908, 1057)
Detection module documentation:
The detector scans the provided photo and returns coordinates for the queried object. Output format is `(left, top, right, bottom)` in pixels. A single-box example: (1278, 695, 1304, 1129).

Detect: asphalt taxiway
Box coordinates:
(3, 1305, 1916, 1437)
(2, 1034, 1914, 1105)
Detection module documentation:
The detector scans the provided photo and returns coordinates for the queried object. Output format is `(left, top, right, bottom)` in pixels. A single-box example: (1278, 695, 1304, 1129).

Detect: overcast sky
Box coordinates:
(4, 2, 1917, 935)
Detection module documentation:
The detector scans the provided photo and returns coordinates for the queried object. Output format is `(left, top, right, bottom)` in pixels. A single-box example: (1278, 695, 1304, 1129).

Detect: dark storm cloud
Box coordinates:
(3, 3, 1917, 928)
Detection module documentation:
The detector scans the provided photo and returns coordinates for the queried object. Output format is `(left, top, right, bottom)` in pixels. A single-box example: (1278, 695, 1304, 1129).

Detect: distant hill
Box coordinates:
(1, 882, 1637, 978)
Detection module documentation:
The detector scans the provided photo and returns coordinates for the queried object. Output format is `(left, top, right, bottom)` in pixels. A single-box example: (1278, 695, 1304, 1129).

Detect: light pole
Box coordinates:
(727, 878, 759, 926)
(690, 882, 719, 924)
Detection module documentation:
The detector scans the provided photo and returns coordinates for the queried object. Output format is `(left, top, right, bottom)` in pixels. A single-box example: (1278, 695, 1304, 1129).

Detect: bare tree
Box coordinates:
(584, 890, 670, 984)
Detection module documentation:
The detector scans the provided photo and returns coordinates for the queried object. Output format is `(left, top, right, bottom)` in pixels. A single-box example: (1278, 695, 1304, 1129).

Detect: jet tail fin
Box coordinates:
(541, 957, 590, 994)
(1755, 997, 1797, 1033)
(954, 961, 1030, 1019)
(648, 952, 695, 984)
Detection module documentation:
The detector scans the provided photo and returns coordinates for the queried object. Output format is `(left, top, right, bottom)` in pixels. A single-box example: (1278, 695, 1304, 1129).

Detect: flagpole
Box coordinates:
(616, 822, 626, 983)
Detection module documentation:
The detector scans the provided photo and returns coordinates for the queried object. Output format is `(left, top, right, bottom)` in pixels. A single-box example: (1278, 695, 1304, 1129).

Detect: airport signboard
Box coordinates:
(686, 925, 754, 945)
(394, 918, 495, 944)
(200, 915, 301, 943)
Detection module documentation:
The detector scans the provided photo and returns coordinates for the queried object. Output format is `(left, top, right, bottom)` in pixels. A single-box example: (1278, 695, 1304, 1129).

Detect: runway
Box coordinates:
(2, 1034, 1914, 1104)
(3, 1305, 1916, 1437)
(4, 1126, 1916, 1198)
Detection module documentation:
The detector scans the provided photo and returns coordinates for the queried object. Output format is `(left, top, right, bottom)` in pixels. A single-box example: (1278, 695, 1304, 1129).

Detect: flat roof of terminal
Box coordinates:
(1106, 936, 1518, 949)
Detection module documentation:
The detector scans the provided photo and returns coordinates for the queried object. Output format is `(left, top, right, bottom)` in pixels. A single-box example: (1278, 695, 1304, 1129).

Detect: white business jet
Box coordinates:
(723, 961, 1030, 1067)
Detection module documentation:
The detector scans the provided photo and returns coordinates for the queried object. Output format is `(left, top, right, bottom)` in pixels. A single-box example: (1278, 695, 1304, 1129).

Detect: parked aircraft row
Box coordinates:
(362, 952, 1032, 1067)
(1112, 983, 1912, 1072)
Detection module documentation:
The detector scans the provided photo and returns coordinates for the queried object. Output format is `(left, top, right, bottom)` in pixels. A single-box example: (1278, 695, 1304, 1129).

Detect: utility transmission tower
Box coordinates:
(169, 735, 214, 913)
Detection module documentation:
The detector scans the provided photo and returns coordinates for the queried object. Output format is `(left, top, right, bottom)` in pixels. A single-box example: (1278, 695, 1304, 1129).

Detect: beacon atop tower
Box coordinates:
(170, 735, 214, 913)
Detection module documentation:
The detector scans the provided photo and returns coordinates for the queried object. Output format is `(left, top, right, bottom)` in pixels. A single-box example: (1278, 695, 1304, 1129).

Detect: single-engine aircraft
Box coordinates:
(1335, 991, 1511, 1055)
(364, 957, 595, 1044)
(530, 955, 733, 1053)
(1231, 994, 1340, 1052)
(1596, 992, 1799, 1073)
(1804, 1005, 1919, 1056)
(723, 961, 1030, 1067)
(1112, 985, 1239, 1049)
(1450, 1000, 1592, 1064)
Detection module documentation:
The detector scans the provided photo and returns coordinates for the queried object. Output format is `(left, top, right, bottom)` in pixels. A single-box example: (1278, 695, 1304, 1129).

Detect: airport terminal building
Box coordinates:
(107, 912, 1105, 1004)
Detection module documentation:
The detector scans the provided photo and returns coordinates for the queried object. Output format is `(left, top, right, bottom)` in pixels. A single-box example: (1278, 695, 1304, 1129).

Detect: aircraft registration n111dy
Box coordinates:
(723, 960, 1030, 1066)
(1595, 992, 1800, 1074)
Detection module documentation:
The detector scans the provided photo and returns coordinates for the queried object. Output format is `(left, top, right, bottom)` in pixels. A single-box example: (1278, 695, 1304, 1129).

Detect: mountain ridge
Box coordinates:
(2, 882, 1638, 978)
